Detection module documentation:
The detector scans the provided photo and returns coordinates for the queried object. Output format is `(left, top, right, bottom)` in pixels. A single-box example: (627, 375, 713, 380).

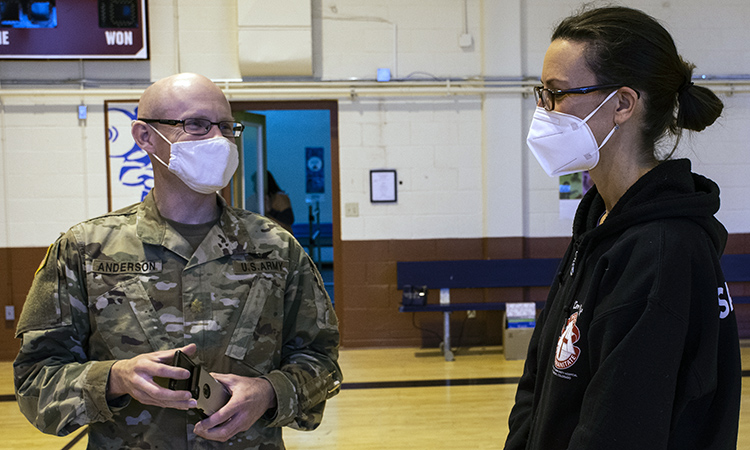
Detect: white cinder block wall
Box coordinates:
(1, 0, 749, 250)
(1, 96, 110, 247)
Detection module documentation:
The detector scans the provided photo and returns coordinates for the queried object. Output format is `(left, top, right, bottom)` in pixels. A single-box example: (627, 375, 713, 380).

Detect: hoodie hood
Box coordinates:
(573, 159, 727, 254)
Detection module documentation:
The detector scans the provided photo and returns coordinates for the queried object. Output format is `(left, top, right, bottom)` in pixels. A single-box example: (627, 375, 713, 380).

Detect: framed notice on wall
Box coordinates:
(370, 169, 397, 203)
(0, 0, 148, 59)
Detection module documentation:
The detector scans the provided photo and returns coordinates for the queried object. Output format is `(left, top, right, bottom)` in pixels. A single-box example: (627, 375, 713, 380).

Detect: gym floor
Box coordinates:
(2, 345, 749, 449)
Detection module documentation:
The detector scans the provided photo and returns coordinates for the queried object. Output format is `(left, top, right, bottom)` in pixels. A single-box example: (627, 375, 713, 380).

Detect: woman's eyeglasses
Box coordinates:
(533, 84, 639, 111)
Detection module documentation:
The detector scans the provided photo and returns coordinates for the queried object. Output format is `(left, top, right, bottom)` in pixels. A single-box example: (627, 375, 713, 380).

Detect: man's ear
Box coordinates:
(131, 120, 156, 154)
(613, 87, 639, 126)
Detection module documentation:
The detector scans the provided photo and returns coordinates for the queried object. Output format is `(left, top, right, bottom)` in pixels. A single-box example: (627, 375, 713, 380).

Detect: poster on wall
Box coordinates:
(105, 100, 152, 212)
(559, 171, 593, 220)
(0, 0, 148, 59)
(305, 146, 325, 203)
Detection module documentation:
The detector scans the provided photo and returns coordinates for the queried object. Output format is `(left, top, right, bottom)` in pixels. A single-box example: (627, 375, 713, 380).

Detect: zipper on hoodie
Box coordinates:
(569, 249, 579, 277)
(562, 245, 581, 319)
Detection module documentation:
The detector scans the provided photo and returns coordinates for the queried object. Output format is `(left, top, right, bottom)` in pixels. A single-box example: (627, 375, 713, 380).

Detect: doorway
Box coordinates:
(230, 101, 339, 306)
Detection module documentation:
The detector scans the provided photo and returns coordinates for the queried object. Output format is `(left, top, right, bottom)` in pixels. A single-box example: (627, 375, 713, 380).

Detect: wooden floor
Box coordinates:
(2, 346, 749, 449)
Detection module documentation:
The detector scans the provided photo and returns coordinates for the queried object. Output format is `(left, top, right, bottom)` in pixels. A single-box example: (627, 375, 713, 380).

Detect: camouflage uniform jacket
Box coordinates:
(14, 191, 342, 449)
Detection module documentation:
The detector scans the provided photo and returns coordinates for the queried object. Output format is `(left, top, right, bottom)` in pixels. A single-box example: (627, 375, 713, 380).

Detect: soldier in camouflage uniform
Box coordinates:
(14, 73, 342, 449)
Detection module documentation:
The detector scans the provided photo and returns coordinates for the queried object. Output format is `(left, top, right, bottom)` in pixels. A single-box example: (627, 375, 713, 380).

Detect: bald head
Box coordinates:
(131, 72, 237, 183)
(138, 73, 232, 120)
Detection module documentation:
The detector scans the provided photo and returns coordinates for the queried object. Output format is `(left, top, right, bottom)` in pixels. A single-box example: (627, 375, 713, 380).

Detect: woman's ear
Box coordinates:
(613, 87, 640, 125)
(131, 120, 156, 154)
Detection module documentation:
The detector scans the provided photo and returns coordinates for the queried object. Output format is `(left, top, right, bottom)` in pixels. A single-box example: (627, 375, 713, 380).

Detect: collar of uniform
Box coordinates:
(192, 195, 253, 263)
(135, 191, 193, 260)
(136, 190, 167, 246)
(135, 191, 250, 261)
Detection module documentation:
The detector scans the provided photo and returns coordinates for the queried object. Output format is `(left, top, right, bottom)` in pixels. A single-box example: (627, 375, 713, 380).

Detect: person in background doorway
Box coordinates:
(14, 72, 341, 449)
(505, 6, 740, 449)
(265, 171, 295, 234)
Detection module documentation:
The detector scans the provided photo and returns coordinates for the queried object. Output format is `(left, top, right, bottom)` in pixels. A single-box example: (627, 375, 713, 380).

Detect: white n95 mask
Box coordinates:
(148, 125, 239, 194)
(526, 90, 619, 177)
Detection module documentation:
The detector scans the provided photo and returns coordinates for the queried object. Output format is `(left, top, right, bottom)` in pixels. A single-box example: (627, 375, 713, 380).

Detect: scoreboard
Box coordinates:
(0, 0, 147, 59)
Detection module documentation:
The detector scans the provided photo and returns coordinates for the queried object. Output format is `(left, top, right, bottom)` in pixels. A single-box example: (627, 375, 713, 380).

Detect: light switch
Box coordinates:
(344, 202, 359, 217)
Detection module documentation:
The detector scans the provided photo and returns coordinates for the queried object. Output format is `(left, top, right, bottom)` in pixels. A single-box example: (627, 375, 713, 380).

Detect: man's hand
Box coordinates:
(192, 374, 277, 442)
(107, 343, 199, 410)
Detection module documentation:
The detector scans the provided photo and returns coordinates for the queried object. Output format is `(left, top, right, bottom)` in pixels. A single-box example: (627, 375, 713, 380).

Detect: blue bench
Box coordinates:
(722, 254, 750, 306)
(397, 255, 750, 361)
(721, 254, 750, 282)
(397, 258, 561, 360)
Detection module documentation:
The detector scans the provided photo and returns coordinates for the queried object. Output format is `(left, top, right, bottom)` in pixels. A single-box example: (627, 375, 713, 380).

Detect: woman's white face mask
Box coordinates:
(526, 90, 619, 177)
(148, 125, 239, 194)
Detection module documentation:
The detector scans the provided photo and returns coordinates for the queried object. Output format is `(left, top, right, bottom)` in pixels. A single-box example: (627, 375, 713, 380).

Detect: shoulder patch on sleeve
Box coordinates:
(17, 239, 71, 336)
(35, 243, 55, 277)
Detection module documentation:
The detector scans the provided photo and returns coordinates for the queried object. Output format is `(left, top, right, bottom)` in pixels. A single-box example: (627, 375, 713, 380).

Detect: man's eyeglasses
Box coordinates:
(139, 118, 245, 138)
(533, 84, 638, 111)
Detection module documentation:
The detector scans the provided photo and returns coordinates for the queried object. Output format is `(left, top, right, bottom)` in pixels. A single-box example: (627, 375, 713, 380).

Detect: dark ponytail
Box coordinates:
(552, 6, 723, 160)
(676, 78, 723, 132)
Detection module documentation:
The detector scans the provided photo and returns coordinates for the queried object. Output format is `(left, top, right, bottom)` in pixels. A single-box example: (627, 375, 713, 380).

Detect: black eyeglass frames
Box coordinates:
(139, 118, 245, 138)
(533, 84, 639, 111)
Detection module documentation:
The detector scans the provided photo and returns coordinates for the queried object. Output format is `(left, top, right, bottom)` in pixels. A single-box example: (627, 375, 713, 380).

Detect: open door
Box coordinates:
(229, 100, 339, 314)
(232, 112, 267, 212)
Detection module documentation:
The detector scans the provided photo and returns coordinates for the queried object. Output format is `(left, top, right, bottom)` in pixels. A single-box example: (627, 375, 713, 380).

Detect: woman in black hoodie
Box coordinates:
(505, 6, 741, 450)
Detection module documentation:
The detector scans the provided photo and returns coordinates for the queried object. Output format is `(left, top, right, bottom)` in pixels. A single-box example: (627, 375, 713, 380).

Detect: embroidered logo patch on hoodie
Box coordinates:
(555, 303, 583, 370)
